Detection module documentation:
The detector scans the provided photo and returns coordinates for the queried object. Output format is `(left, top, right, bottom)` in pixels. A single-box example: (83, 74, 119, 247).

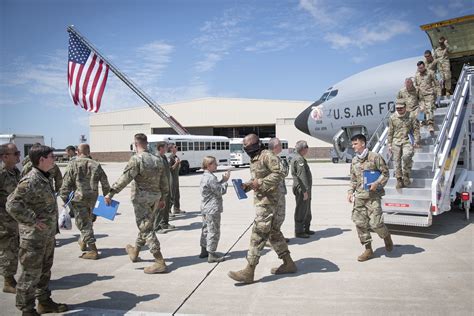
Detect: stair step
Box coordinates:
(383, 213, 432, 227)
(387, 178, 433, 187)
(385, 187, 431, 196)
(413, 152, 435, 160)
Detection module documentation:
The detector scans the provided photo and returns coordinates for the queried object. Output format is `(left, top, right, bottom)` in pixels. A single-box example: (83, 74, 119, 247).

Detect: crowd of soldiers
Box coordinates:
(0, 36, 453, 315)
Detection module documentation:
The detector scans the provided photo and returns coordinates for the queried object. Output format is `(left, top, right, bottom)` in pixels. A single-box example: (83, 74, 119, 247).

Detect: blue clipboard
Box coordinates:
(93, 195, 119, 221)
(363, 170, 381, 191)
(232, 179, 248, 200)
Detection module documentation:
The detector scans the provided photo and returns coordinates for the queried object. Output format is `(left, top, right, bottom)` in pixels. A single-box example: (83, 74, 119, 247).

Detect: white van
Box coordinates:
(230, 137, 289, 167)
(0, 134, 44, 168)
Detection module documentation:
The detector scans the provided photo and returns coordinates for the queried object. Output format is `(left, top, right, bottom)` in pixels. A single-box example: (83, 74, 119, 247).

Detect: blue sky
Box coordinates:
(0, 0, 472, 148)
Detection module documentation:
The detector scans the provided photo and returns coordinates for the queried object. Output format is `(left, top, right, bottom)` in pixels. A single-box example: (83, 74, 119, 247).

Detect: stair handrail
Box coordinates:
(368, 109, 392, 152)
(431, 68, 473, 213)
(432, 65, 473, 171)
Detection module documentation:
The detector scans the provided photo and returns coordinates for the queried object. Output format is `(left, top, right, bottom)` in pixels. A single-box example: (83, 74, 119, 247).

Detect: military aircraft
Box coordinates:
(294, 15, 474, 162)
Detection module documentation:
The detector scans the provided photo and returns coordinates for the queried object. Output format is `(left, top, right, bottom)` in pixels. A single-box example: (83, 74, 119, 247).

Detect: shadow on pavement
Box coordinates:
(169, 211, 200, 221)
(56, 234, 109, 248)
(50, 273, 114, 290)
(65, 291, 159, 315)
(255, 257, 339, 284)
(374, 244, 425, 258)
(290, 228, 351, 245)
(99, 247, 127, 259)
(388, 210, 473, 239)
(174, 221, 202, 231)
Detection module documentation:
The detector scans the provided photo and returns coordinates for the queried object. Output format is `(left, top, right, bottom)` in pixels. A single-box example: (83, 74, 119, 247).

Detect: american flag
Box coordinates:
(68, 32, 109, 113)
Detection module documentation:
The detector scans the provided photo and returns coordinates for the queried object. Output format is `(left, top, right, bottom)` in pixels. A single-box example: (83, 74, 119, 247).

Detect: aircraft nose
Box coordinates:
(294, 105, 313, 135)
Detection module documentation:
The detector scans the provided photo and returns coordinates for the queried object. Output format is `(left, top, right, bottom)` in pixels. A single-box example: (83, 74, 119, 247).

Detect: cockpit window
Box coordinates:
(326, 89, 338, 101)
(319, 92, 330, 102)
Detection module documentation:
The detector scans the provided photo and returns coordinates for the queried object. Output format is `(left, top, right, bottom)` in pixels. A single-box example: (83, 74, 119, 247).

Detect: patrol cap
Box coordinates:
(395, 100, 406, 109)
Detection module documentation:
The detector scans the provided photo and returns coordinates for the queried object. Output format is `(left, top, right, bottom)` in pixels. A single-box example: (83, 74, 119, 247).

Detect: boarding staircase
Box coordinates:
(368, 65, 474, 226)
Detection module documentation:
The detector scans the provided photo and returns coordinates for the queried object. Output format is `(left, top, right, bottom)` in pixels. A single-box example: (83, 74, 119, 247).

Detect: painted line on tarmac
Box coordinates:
(172, 220, 254, 315)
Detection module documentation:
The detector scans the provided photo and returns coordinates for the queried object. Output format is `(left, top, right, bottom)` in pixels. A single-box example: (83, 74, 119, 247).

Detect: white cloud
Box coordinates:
(244, 38, 290, 53)
(298, 0, 335, 26)
(194, 53, 223, 72)
(325, 19, 411, 49)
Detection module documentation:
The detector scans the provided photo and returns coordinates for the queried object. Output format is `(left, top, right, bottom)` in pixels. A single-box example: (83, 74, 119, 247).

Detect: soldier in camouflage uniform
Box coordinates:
(228, 134, 296, 284)
(169, 144, 183, 214)
(388, 100, 421, 189)
(199, 156, 230, 263)
(105, 134, 169, 274)
(0, 143, 21, 294)
(347, 134, 393, 262)
(21, 155, 63, 193)
(6, 145, 68, 315)
(424, 50, 442, 98)
(396, 78, 419, 114)
(59, 144, 110, 260)
(434, 37, 451, 95)
(415, 60, 437, 133)
(291, 140, 314, 238)
(154, 142, 175, 234)
(269, 138, 290, 242)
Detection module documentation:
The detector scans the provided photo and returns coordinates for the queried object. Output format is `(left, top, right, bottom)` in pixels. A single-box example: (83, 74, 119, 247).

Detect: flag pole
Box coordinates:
(67, 25, 189, 135)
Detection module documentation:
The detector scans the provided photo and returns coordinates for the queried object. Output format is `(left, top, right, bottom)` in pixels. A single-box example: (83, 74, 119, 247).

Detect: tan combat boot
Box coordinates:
(208, 252, 224, 263)
(3, 275, 16, 294)
(384, 234, 394, 252)
(271, 253, 297, 275)
(125, 244, 140, 262)
(403, 175, 411, 187)
(357, 244, 374, 262)
(78, 240, 86, 251)
(144, 251, 167, 274)
(228, 264, 256, 284)
(80, 243, 99, 260)
(37, 298, 68, 314)
(396, 178, 404, 189)
(21, 310, 40, 316)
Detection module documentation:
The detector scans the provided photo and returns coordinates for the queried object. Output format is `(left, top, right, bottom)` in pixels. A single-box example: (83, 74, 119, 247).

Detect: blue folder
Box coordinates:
(363, 170, 381, 191)
(93, 195, 120, 221)
(232, 179, 248, 200)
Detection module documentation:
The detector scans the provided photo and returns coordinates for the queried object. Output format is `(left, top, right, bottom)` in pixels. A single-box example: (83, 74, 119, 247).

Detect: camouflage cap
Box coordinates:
(395, 100, 406, 108)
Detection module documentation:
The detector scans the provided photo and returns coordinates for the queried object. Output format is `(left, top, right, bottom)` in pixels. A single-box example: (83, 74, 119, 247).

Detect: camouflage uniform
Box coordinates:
(245, 149, 289, 266)
(22, 157, 63, 193)
(0, 165, 21, 279)
(388, 111, 420, 181)
(291, 153, 313, 234)
(434, 44, 451, 92)
(6, 168, 58, 312)
(397, 86, 419, 113)
(425, 57, 442, 97)
(274, 157, 289, 231)
(348, 151, 390, 245)
(415, 69, 437, 129)
(107, 151, 168, 255)
(59, 157, 110, 246)
(154, 154, 171, 231)
(199, 170, 228, 252)
(168, 153, 180, 212)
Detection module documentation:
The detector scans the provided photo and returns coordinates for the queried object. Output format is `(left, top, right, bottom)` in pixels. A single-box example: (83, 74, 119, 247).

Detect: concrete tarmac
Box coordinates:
(1, 162, 472, 315)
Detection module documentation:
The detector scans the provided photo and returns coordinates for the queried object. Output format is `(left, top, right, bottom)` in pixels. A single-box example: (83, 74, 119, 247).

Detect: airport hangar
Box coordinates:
(89, 97, 332, 161)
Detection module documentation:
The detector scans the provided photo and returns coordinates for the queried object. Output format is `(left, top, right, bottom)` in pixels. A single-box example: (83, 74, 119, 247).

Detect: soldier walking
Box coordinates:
(388, 100, 421, 189)
(424, 50, 442, 98)
(415, 60, 437, 133)
(291, 140, 314, 238)
(228, 134, 296, 284)
(268, 137, 290, 242)
(347, 134, 393, 262)
(6, 145, 68, 315)
(0, 143, 21, 294)
(154, 142, 175, 234)
(396, 78, 419, 114)
(434, 36, 451, 96)
(59, 143, 110, 260)
(105, 134, 169, 274)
